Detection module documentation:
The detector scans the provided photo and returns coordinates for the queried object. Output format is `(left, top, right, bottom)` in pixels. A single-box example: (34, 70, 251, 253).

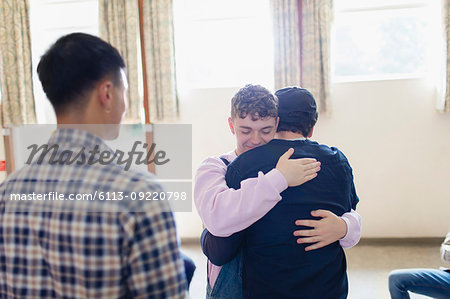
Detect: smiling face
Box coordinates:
(228, 115, 279, 155)
(228, 84, 279, 155)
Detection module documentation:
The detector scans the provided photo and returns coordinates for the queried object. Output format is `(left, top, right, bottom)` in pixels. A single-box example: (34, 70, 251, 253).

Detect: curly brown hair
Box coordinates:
(230, 84, 278, 120)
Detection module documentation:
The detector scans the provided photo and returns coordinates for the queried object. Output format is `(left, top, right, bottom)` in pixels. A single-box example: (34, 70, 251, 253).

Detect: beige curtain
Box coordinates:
(99, 0, 141, 122)
(271, 0, 333, 113)
(300, 0, 333, 114)
(444, 0, 450, 112)
(0, 0, 36, 126)
(271, 0, 302, 90)
(142, 0, 178, 121)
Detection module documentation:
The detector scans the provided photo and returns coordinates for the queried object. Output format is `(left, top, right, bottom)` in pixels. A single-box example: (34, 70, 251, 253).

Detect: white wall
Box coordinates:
(177, 79, 450, 239)
(174, 88, 238, 238)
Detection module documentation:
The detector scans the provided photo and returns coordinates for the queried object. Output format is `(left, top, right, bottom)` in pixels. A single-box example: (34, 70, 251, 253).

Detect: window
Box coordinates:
(332, 0, 443, 81)
(173, 0, 274, 90)
(29, 0, 99, 123)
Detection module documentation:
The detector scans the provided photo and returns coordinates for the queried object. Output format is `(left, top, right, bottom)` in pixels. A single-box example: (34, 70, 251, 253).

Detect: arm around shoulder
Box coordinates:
(194, 156, 287, 237)
(201, 228, 244, 266)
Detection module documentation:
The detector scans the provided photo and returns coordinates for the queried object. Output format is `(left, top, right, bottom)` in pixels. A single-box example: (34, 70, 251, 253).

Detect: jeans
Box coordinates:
(389, 268, 450, 299)
(206, 252, 242, 299)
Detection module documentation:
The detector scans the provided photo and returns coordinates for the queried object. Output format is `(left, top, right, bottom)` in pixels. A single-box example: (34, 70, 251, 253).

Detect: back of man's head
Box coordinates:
(230, 84, 278, 120)
(37, 32, 125, 115)
(275, 87, 318, 137)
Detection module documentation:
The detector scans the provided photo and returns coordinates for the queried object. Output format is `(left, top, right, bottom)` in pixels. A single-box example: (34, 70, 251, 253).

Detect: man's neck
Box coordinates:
(275, 131, 306, 140)
(56, 118, 113, 140)
(55, 103, 114, 140)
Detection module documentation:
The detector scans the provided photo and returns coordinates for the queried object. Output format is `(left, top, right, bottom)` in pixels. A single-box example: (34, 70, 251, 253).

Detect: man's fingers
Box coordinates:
(295, 219, 318, 227)
(280, 148, 295, 160)
(293, 229, 316, 237)
(300, 160, 321, 169)
(298, 158, 318, 164)
(305, 241, 328, 251)
(301, 173, 317, 184)
(294, 160, 320, 171)
(311, 209, 331, 218)
(300, 165, 321, 177)
(297, 236, 321, 244)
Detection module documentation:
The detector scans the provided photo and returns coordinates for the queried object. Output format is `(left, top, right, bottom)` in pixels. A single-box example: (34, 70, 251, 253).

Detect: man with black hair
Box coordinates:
(0, 33, 187, 298)
(202, 87, 359, 298)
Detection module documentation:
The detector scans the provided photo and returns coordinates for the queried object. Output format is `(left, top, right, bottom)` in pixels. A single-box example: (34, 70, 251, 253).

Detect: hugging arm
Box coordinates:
(194, 157, 287, 237)
(194, 152, 320, 237)
(201, 228, 245, 266)
(294, 209, 362, 251)
(294, 163, 361, 250)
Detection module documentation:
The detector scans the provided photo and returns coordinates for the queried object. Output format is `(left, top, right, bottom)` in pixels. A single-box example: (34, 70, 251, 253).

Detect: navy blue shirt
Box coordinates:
(202, 139, 359, 299)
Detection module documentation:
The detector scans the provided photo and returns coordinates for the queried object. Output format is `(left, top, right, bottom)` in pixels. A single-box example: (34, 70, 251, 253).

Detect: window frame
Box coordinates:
(331, 0, 443, 83)
(173, 0, 274, 91)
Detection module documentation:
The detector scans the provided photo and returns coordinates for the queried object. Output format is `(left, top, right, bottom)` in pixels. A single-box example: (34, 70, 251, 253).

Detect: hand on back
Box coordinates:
(275, 148, 320, 187)
(277, 149, 348, 251)
(294, 210, 347, 251)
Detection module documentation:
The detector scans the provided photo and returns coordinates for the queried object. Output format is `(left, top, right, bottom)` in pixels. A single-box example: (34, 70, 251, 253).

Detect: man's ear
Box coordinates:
(228, 117, 236, 135)
(97, 80, 114, 113)
(308, 126, 314, 138)
(275, 117, 279, 129)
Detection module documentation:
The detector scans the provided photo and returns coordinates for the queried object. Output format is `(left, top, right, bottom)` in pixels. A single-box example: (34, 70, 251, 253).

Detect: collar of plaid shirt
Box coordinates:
(48, 127, 112, 152)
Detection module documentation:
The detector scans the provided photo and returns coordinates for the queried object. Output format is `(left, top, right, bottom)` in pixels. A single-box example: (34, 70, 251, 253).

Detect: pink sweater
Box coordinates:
(194, 150, 362, 287)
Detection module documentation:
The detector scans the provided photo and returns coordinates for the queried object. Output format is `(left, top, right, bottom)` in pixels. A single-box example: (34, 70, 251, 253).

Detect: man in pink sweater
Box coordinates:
(194, 84, 361, 298)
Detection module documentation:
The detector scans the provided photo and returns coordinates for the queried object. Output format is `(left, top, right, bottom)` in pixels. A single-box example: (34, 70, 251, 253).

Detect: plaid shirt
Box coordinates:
(0, 129, 187, 298)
